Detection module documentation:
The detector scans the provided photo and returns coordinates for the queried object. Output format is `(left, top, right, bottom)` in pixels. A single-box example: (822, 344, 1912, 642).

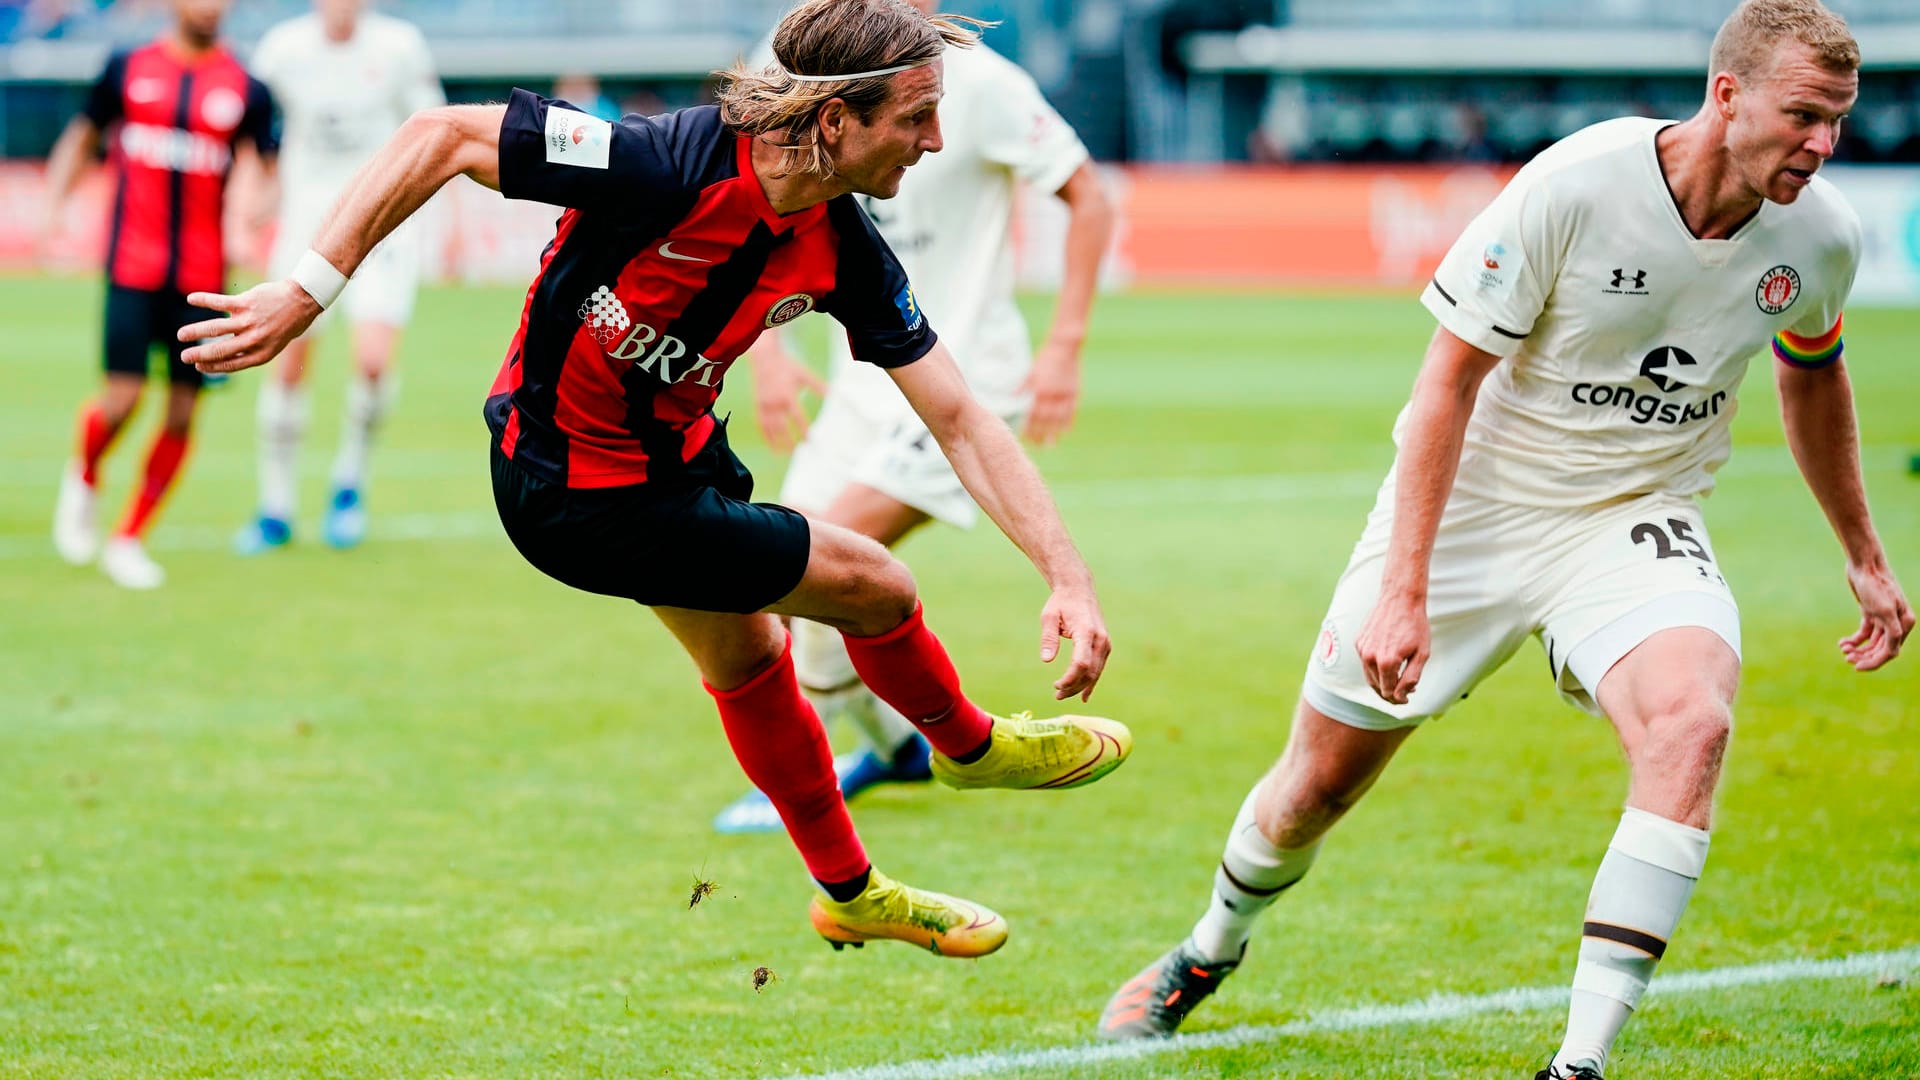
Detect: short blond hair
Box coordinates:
(714, 0, 983, 180)
(1708, 0, 1859, 85)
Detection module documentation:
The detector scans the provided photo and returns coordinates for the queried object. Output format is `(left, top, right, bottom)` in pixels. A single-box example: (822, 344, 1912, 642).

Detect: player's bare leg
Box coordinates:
(1541, 628, 1734, 1080)
(716, 485, 934, 833)
(772, 519, 1131, 792)
(101, 382, 198, 590)
(238, 337, 312, 554)
(325, 320, 402, 549)
(1099, 700, 1413, 1040)
(55, 373, 144, 565)
(657, 604, 1007, 958)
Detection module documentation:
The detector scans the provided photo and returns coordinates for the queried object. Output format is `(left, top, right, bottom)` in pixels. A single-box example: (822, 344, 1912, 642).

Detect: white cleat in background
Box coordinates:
(53, 463, 99, 566)
(100, 537, 165, 590)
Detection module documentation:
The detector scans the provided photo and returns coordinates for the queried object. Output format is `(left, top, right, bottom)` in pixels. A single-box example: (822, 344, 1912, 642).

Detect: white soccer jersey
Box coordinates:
(249, 11, 443, 203)
(824, 42, 1089, 416)
(1419, 117, 1860, 508)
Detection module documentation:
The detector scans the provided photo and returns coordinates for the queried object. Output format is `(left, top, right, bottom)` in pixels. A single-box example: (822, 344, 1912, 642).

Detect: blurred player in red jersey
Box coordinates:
(46, 0, 277, 589)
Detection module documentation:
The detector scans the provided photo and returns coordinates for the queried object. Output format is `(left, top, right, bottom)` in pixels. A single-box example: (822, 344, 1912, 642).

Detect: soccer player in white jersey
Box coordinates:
(711, 1, 1113, 833)
(1097, 3, 1912, 1076)
(236, 0, 443, 552)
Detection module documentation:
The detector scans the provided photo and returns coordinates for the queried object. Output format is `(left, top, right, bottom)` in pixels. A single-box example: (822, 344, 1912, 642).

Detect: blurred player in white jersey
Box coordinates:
(1098, 3, 1912, 1076)
(236, 0, 443, 552)
(711, 3, 1113, 833)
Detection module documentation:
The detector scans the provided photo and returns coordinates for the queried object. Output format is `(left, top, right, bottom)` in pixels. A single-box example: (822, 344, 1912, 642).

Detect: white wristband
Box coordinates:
(289, 249, 348, 310)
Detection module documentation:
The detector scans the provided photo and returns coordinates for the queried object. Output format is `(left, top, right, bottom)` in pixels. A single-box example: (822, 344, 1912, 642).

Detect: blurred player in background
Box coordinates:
(47, 0, 275, 589)
(176, 0, 1129, 959)
(712, 0, 1114, 833)
(1098, 2, 1911, 1076)
(234, 0, 443, 553)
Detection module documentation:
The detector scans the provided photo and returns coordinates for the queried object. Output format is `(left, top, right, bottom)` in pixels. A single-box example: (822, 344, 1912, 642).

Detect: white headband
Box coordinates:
(782, 60, 928, 83)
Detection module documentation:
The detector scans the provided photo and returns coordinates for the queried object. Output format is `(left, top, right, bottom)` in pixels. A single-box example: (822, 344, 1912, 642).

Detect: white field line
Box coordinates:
(779, 946, 1920, 1080)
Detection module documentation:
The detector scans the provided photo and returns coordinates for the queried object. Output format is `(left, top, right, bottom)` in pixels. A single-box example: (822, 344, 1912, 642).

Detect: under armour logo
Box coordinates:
(1611, 268, 1648, 290)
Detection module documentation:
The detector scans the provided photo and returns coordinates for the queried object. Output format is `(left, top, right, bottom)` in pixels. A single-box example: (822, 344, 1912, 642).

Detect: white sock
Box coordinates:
(846, 693, 920, 762)
(256, 379, 308, 520)
(793, 617, 859, 693)
(1189, 784, 1321, 963)
(330, 373, 395, 493)
(1553, 807, 1711, 1074)
(792, 618, 917, 760)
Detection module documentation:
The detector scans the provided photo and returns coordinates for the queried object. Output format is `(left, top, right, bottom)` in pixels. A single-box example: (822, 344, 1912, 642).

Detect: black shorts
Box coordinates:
(490, 421, 813, 614)
(103, 284, 204, 388)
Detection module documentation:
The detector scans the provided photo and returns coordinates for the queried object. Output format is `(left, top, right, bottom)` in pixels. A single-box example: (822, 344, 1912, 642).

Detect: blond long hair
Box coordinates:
(715, 0, 984, 180)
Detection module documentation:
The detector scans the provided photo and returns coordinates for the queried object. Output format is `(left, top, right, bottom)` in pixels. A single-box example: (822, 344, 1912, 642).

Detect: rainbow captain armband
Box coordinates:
(1772, 316, 1844, 369)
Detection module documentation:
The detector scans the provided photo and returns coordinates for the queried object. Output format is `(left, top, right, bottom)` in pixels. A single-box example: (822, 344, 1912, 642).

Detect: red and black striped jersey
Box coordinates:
(486, 90, 937, 489)
(83, 40, 276, 294)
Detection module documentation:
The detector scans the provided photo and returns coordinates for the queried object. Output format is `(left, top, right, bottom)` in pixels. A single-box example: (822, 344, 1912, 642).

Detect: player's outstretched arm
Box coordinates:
(890, 343, 1111, 701)
(744, 331, 827, 453)
(38, 117, 100, 262)
(1023, 162, 1114, 446)
(1355, 327, 1502, 705)
(1776, 357, 1914, 670)
(178, 104, 507, 373)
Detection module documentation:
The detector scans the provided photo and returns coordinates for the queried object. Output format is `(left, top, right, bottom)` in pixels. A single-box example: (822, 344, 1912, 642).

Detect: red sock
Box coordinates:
(76, 404, 116, 487)
(115, 429, 190, 539)
(841, 602, 993, 759)
(707, 643, 869, 885)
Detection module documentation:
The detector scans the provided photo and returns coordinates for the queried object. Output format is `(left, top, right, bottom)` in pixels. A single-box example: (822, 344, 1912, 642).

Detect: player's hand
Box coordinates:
(1020, 338, 1081, 446)
(1355, 590, 1431, 705)
(1039, 582, 1110, 701)
(748, 350, 826, 453)
(32, 208, 63, 269)
(1840, 560, 1914, 672)
(177, 280, 321, 374)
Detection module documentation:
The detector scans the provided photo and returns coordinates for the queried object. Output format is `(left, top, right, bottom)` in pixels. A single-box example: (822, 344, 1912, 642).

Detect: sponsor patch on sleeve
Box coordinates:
(544, 106, 611, 170)
(1472, 239, 1525, 301)
(894, 281, 923, 331)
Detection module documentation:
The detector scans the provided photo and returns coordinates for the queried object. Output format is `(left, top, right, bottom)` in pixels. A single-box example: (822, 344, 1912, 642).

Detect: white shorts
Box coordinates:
(779, 391, 1029, 529)
(270, 195, 421, 330)
(1303, 476, 1742, 729)
(780, 328, 1030, 528)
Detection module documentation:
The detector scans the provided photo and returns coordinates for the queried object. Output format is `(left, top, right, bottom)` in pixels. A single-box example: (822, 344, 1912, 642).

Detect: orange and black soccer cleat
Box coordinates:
(1096, 939, 1241, 1040)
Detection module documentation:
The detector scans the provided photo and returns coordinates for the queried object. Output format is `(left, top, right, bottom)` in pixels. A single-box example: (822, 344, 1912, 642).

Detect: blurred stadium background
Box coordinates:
(7, 0, 1920, 293)
(3, 2, 1917, 1078)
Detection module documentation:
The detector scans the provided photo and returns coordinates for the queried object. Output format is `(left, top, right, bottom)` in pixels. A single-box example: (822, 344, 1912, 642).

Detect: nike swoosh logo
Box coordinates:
(657, 242, 709, 263)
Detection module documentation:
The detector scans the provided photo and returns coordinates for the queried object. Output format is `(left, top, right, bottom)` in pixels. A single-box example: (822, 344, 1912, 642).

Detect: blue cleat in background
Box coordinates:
(233, 514, 292, 556)
(713, 736, 934, 834)
(323, 487, 367, 549)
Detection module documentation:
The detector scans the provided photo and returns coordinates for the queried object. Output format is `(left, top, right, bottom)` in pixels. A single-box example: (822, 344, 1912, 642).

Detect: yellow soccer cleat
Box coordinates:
(808, 869, 1008, 958)
(931, 711, 1132, 791)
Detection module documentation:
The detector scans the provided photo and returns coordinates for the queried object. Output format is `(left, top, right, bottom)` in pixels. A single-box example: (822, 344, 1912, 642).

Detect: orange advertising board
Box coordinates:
(2, 161, 1516, 289)
(1110, 165, 1514, 286)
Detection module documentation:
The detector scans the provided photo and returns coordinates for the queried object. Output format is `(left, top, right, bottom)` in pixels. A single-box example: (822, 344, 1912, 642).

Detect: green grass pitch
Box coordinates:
(1, 275, 1916, 1078)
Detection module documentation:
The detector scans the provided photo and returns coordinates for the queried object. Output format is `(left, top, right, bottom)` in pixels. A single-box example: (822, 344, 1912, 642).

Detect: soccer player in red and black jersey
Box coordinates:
(46, 0, 276, 590)
(177, 0, 1130, 958)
